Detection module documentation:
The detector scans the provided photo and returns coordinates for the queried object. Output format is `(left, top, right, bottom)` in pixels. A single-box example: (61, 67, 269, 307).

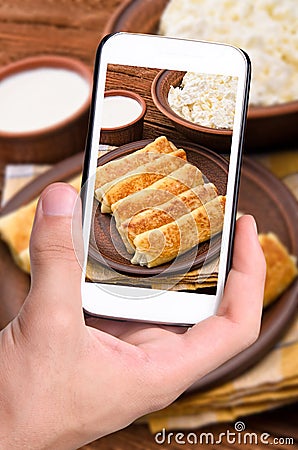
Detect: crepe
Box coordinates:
(112, 162, 204, 228)
(0, 198, 37, 273)
(259, 233, 298, 307)
(121, 183, 218, 252)
(100, 149, 187, 213)
(132, 195, 226, 268)
(0, 175, 81, 274)
(95, 136, 176, 191)
(16, 248, 31, 274)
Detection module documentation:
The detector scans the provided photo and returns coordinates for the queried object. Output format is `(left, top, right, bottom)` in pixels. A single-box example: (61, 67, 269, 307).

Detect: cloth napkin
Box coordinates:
(1, 163, 50, 206)
(2, 149, 297, 432)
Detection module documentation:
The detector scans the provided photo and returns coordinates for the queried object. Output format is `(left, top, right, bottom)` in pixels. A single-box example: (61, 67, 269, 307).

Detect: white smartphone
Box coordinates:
(80, 32, 250, 325)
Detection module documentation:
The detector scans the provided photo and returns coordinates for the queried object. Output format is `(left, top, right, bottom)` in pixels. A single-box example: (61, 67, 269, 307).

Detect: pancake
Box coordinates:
(259, 233, 298, 307)
(95, 136, 176, 191)
(16, 248, 31, 274)
(112, 162, 204, 228)
(122, 183, 218, 252)
(131, 195, 226, 268)
(100, 149, 187, 213)
(0, 175, 81, 274)
(0, 199, 38, 258)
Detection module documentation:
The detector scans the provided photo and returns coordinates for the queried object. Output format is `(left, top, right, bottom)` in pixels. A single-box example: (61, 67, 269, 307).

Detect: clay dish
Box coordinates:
(100, 89, 147, 147)
(0, 55, 92, 163)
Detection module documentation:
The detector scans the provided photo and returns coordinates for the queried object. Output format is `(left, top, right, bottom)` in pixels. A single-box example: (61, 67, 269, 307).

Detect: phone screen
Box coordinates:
(82, 34, 249, 323)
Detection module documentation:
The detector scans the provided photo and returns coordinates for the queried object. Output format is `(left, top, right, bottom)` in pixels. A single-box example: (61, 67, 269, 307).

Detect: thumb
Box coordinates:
(25, 183, 84, 321)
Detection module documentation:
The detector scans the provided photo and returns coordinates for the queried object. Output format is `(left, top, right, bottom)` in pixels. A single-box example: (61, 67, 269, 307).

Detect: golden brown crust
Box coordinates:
(124, 182, 218, 248)
(95, 136, 176, 190)
(0, 199, 38, 254)
(101, 149, 187, 213)
(16, 248, 30, 274)
(112, 163, 203, 226)
(259, 233, 298, 307)
(132, 195, 225, 267)
(139, 135, 177, 153)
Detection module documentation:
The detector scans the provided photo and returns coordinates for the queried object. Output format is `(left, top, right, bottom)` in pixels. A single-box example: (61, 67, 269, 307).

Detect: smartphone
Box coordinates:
(80, 32, 250, 325)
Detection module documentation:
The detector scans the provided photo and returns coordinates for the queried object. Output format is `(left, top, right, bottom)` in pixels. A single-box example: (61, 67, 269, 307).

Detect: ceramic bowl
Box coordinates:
(0, 55, 92, 163)
(151, 69, 232, 152)
(100, 89, 147, 147)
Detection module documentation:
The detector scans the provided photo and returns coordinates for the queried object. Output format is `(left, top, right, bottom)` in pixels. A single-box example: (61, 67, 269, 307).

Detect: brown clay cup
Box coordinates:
(0, 55, 92, 164)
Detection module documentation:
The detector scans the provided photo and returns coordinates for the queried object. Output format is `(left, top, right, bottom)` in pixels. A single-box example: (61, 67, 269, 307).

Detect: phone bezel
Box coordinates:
(81, 32, 251, 325)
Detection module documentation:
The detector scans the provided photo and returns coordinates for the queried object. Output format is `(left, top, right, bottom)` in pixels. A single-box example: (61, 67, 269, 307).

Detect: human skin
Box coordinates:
(0, 183, 266, 450)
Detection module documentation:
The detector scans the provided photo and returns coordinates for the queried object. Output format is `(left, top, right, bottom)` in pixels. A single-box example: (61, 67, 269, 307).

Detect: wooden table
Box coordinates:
(0, 1, 297, 449)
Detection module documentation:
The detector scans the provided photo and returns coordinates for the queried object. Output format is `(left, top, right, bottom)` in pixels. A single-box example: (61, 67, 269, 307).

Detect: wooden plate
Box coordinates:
(0, 152, 297, 393)
(103, 0, 298, 152)
(89, 139, 228, 276)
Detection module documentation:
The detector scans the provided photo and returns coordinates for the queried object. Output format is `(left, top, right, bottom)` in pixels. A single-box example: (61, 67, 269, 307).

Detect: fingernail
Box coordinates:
(251, 215, 258, 234)
(41, 184, 77, 217)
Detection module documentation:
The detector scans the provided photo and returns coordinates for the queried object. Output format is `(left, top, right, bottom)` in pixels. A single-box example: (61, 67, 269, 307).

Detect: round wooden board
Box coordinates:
(0, 152, 297, 393)
(90, 139, 228, 276)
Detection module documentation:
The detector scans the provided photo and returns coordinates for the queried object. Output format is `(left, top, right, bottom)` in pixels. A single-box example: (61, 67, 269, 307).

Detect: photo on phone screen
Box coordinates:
(81, 34, 250, 324)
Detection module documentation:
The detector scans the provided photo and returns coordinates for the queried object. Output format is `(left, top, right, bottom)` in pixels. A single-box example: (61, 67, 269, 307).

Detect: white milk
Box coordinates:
(102, 95, 143, 128)
(0, 68, 90, 132)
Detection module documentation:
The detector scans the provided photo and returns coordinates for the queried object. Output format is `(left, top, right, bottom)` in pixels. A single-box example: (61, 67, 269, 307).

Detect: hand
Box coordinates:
(0, 183, 266, 450)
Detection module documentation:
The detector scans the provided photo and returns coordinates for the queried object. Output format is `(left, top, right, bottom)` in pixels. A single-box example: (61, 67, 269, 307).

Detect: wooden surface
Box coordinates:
(0, 1, 297, 449)
(81, 404, 298, 449)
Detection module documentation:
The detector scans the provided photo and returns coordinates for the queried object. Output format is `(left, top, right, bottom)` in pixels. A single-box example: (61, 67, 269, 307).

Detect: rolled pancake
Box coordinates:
(0, 199, 38, 259)
(16, 248, 31, 274)
(131, 195, 226, 268)
(100, 149, 187, 213)
(112, 162, 204, 227)
(95, 136, 176, 190)
(122, 183, 218, 252)
(259, 233, 298, 307)
(0, 175, 81, 274)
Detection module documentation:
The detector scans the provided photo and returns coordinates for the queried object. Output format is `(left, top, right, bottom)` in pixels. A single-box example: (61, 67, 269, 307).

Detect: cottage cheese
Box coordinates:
(159, 0, 298, 106)
(168, 72, 237, 129)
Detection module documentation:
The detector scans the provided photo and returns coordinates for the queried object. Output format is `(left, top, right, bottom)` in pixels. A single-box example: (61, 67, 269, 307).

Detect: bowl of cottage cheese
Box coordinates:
(104, 0, 298, 151)
(151, 69, 237, 152)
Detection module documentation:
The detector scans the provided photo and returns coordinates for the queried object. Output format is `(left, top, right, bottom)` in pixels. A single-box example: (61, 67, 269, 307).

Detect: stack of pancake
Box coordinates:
(94, 136, 226, 268)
